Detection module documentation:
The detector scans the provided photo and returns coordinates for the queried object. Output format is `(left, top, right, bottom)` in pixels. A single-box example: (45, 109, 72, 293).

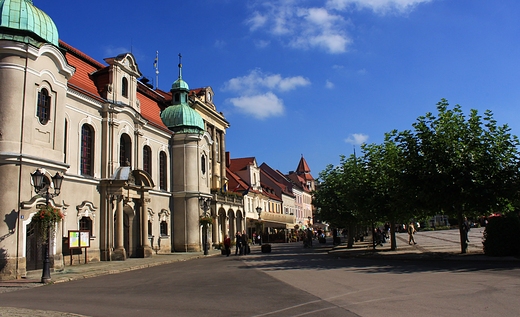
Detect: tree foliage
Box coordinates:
(314, 99, 520, 253)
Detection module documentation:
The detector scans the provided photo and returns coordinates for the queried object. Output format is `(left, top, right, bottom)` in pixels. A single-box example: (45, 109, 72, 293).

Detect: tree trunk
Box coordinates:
(371, 223, 376, 250)
(458, 211, 468, 254)
(390, 220, 397, 251)
(347, 222, 355, 249)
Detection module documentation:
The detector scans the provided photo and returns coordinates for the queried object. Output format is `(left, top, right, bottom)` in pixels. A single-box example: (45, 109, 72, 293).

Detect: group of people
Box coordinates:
(223, 231, 251, 257)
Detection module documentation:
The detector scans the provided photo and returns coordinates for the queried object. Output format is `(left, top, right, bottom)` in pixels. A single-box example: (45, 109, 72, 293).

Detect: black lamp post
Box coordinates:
(30, 169, 64, 284)
(256, 206, 262, 245)
(199, 197, 212, 256)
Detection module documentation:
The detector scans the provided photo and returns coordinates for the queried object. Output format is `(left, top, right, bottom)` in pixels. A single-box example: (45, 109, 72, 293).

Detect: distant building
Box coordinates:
(287, 156, 315, 227)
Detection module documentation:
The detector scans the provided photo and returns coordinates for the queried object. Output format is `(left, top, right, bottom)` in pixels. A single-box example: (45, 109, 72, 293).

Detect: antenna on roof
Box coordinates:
(154, 51, 159, 90)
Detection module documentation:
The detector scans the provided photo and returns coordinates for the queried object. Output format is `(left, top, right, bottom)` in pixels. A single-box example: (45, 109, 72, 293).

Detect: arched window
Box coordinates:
(80, 124, 94, 176)
(122, 77, 128, 98)
(159, 151, 167, 190)
(201, 154, 206, 175)
(120, 134, 132, 166)
(174, 93, 180, 102)
(143, 146, 152, 175)
(37, 88, 51, 124)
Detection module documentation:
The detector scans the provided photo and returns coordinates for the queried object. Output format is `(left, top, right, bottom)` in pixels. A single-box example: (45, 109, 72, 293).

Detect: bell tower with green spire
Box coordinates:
(161, 55, 213, 252)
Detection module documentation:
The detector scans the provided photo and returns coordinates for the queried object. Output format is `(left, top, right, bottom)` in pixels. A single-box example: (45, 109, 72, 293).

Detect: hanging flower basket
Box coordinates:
(32, 205, 64, 242)
(199, 216, 214, 227)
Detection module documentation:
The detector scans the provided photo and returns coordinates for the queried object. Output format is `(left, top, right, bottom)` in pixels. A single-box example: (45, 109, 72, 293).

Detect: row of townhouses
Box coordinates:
(0, 0, 315, 280)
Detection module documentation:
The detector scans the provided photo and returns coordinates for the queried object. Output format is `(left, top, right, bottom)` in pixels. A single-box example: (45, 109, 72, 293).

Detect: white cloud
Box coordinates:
(254, 39, 270, 48)
(228, 93, 284, 119)
(326, 0, 432, 14)
(345, 133, 369, 145)
(104, 46, 129, 57)
(247, 11, 268, 31)
(223, 69, 310, 119)
(247, 1, 351, 54)
(246, 0, 431, 53)
(223, 69, 310, 94)
(325, 80, 335, 89)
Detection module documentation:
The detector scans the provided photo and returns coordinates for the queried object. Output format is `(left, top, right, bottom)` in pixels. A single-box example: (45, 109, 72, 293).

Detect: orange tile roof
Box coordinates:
(226, 167, 249, 192)
(229, 157, 255, 172)
(59, 40, 172, 134)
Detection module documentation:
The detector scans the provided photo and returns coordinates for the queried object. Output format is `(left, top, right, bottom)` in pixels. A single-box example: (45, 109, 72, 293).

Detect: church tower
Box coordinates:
(160, 56, 213, 252)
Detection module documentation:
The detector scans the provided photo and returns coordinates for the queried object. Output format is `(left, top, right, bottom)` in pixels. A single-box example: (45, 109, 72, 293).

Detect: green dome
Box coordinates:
(171, 77, 189, 91)
(0, 0, 59, 46)
(160, 103, 204, 134)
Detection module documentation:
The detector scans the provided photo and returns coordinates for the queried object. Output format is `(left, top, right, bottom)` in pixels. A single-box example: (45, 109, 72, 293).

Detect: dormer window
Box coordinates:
(175, 93, 180, 102)
(122, 77, 128, 98)
(37, 88, 51, 125)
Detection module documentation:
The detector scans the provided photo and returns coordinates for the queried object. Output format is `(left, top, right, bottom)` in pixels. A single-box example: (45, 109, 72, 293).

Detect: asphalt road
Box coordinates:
(1, 234, 519, 317)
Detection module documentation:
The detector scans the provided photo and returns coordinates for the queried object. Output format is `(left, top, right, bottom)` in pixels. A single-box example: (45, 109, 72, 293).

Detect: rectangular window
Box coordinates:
(159, 151, 167, 190)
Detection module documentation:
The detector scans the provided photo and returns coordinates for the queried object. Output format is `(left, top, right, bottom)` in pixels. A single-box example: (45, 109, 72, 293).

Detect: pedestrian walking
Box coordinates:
(235, 231, 242, 255)
(408, 222, 417, 245)
(224, 235, 231, 256)
(462, 217, 470, 242)
(241, 230, 249, 255)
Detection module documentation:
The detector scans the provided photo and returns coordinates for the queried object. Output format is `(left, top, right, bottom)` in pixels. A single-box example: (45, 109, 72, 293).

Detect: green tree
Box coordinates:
(402, 99, 520, 253)
(362, 134, 420, 250)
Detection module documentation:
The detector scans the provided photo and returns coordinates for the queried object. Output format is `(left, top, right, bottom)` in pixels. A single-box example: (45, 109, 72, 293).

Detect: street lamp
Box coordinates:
(30, 169, 64, 284)
(256, 206, 262, 245)
(199, 197, 212, 256)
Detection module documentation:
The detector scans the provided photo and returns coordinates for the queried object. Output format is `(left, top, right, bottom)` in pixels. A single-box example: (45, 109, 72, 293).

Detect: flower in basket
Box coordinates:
(199, 216, 214, 227)
(32, 205, 64, 242)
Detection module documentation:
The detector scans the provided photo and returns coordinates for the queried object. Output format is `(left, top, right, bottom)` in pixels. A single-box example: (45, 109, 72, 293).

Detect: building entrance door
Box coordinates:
(26, 220, 43, 271)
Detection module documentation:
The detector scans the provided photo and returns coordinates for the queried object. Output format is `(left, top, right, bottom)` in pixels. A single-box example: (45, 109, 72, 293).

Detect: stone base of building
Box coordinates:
(0, 257, 25, 281)
(111, 248, 127, 261)
(52, 253, 64, 271)
(173, 243, 201, 252)
(138, 246, 153, 258)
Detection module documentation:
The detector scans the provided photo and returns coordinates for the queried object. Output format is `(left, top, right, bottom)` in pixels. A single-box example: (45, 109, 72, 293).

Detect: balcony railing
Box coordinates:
(211, 188, 244, 205)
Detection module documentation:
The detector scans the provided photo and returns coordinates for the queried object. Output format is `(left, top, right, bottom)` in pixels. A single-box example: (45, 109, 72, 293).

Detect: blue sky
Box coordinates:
(37, 0, 520, 178)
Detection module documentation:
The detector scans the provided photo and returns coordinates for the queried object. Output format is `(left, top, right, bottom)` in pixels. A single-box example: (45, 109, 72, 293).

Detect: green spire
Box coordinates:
(160, 54, 204, 134)
(171, 53, 189, 91)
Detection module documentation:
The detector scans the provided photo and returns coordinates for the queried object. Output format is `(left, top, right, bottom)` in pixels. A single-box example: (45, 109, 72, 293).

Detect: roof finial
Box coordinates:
(178, 53, 182, 79)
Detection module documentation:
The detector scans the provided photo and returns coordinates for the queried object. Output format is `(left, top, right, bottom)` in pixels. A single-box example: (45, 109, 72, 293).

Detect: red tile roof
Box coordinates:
(228, 157, 256, 172)
(59, 40, 173, 134)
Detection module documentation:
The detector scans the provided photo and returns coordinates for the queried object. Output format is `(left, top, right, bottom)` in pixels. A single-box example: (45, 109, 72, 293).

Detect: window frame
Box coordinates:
(122, 77, 128, 98)
(37, 88, 51, 125)
(80, 124, 94, 176)
(143, 145, 152, 175)
(120, 134, 132, 167)
(159, 151, 167, 191)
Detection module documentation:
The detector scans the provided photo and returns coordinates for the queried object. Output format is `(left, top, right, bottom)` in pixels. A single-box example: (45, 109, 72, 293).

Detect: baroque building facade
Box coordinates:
(0, 0, 243, 280)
